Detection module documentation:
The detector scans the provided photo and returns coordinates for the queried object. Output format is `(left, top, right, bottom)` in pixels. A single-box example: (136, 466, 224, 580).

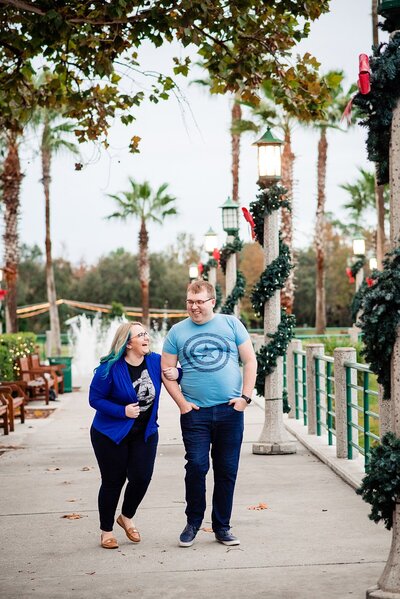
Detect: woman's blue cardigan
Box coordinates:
(89, 352, 164, 445)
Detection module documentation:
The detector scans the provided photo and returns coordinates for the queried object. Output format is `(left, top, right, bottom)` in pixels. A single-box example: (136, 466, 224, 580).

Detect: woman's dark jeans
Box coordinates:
(180, 402, 244, 533)
(90, 426, 158, 532)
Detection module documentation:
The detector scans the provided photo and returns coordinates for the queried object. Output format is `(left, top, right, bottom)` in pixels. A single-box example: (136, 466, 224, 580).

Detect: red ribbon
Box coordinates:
(212, 248, 220, 262)
(0, 289, 8, 300)
(346, 267, 355, 284)
(198, 263, 204, 275)
(366, 277, 375, 287)
(358, 53, 371, 94)
(241, 207, 256, 240)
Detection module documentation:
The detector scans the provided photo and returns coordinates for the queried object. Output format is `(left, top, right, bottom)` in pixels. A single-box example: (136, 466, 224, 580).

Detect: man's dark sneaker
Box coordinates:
(214, 530, 240, 546)
(179, 524, 198, 547)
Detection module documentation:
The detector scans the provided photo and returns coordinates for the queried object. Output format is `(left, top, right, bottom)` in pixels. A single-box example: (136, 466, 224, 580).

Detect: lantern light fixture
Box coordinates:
(220, 197, 239, 236)
(253, 128, 283, 182)
(203, 227, 219, 255)
(353, 238, 366, 257)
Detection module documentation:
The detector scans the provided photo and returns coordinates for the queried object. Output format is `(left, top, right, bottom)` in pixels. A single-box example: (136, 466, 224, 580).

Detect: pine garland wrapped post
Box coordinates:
(250, 183, 296, 454)
(353, 17, 400, 598)
(219, 236, 246, 315)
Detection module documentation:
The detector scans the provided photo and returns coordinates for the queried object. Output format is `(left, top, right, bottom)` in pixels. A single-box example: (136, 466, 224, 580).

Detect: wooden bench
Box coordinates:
(17, 357, 54, 405)
(0, 384, 25, 432)
(29, 354, 64, 394)
(0, 396, 9, 435)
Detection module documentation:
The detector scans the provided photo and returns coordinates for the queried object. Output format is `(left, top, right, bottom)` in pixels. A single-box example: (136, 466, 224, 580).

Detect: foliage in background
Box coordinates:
(0, 332, 36, 380)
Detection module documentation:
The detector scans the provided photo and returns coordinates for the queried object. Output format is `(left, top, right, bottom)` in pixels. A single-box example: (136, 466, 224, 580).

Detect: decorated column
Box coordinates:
(250, 129, 296, 455)
(350, 3, 400, 596)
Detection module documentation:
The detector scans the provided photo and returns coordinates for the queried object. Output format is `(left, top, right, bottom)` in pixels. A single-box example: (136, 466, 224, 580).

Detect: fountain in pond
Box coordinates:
(66, 312, 169, 387)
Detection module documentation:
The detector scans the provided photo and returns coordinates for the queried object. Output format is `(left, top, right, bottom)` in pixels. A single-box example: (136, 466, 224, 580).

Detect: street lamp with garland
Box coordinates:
(252, 128, 296, 456)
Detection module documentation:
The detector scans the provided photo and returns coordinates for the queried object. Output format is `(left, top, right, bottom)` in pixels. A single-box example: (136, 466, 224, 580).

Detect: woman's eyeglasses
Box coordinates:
(132, 331, 150, 339)
(186, 298, 214, 307)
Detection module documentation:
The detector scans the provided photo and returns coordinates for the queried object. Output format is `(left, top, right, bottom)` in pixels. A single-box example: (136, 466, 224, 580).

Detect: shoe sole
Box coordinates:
(179, 539, 195, 547)
(216, 539, 240, 546)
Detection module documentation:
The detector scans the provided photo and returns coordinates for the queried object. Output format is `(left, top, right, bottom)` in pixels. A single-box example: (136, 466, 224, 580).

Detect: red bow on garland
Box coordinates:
(0, 289, 8, 300)
(341, 53, 371, 125)
(366, 277, 375, 287)
(198, 263, 204, 275)
(346, 267, 355, 284)
(212, 248, 220, 262)
(242, 207, 255, 240)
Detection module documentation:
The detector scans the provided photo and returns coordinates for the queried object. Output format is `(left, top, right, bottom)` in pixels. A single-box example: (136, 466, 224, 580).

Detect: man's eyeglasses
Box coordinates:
(131, 331, 150, 339)
(186, 298, 214, 307)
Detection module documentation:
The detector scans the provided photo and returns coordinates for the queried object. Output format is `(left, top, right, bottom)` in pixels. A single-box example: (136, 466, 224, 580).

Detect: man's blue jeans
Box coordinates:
(180, 402, 244, 532)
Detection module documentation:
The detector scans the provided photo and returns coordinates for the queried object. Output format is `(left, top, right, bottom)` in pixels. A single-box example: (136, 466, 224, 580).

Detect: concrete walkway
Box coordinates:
(0, 384, 391, 599)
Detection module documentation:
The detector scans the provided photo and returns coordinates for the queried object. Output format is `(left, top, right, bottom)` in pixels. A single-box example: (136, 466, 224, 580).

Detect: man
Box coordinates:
(161, 280, 257, 547)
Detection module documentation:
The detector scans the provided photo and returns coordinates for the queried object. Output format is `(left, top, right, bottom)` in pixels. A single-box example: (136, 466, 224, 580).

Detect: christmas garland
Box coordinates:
(220, 270, 246, 315)
(251, 235, 292, 317)
(219, 235, 246, 315)
(202, 258, 218, 281)
(359, 247, 400, 399)
(357, 432, 400, 530)
(350, 257, 365, 278)
(219, 236, 243, 273)
(353, 32, 400, 185)
(250, 184, 290, 245)
(250, 184, 295, 413)
(350, 280, 367, 323)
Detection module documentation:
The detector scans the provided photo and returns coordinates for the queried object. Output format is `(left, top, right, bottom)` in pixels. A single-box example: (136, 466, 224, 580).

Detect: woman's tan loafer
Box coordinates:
(101, 536, 118, 549)
(116, 515, 141, 543)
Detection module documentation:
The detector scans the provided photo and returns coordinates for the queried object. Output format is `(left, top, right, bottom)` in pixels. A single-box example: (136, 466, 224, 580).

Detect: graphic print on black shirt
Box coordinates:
(126, 360, 156, 431)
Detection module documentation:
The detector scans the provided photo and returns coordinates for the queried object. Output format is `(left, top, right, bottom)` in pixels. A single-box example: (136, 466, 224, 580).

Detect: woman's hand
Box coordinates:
(162, 367, 179, 381)
(125, 403, 140, 418)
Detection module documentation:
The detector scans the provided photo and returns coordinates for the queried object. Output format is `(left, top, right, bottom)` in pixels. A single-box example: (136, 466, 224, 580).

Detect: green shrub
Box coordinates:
(0, 332, 36, 380)
(304, 336, 364, 361)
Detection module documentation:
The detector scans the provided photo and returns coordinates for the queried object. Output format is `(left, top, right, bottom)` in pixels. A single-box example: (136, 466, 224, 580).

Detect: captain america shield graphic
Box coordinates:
(182, 333, 230, 372)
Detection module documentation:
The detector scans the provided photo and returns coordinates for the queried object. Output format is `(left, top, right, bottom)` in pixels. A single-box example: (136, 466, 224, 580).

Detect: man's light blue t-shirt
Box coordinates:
(163, 314, 249, 407)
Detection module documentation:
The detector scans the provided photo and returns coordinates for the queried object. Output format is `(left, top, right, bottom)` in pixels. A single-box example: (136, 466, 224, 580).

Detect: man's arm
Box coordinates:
(161, 351, 199, 414)
(229, 338, 257, 410)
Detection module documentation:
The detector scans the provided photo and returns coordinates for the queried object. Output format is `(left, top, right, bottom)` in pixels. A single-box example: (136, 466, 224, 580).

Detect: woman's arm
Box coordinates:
(88, 368, 127, 419)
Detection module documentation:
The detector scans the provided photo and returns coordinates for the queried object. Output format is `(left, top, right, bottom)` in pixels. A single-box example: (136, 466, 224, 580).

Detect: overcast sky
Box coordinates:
(12, 0, 381, 266)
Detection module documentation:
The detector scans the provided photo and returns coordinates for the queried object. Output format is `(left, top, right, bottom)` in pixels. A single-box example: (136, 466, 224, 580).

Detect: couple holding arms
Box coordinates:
(89, 280, 257, 549)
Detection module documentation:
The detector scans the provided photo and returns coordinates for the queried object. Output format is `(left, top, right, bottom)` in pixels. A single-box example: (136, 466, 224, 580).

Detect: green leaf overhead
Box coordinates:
(0, 0, 330, 146)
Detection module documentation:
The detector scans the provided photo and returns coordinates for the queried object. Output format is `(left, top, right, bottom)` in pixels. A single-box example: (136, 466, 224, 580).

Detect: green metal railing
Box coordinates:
(315, 355, 336, 445)
(345, 362, 380, 467)
(293, 349, 307, 424)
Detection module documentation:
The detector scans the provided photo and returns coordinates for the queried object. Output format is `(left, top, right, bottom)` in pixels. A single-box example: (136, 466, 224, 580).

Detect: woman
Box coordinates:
(89, 321, 179, 549)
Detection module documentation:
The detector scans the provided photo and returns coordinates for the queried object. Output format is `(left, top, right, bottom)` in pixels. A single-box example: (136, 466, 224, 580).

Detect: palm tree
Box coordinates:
(106, 179, 178, 328)
(33, 109, 79, 354)
(340, 167, 389, 240)
(1, 130, 23, 333)
(313, 71, 357, 334)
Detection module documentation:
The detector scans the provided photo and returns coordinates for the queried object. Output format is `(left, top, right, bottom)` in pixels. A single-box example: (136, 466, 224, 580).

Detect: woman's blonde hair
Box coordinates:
(99, 321, 145, 375)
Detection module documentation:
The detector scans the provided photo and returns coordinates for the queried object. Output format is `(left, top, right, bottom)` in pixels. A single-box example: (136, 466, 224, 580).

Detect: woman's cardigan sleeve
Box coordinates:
(89, 365, 126, 419)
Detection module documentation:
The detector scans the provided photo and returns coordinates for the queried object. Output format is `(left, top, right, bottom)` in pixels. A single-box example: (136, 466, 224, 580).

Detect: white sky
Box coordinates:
(13, 0, 382, 266)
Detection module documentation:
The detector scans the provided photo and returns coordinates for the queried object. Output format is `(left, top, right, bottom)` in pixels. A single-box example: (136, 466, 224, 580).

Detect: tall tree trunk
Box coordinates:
(372, 0, 386, 269)
(42, 117, 62, 355)
(315, 127, 327, 334)
(372, 0, 379, 47)
(280, 122, 295, 313)
(231, 97, 241, 203)
(1, 133, 23, 333)
(139, 219, 150, 329)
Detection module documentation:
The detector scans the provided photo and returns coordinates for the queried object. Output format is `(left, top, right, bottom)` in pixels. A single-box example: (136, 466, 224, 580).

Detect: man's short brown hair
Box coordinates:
(187, 280, 215, 298)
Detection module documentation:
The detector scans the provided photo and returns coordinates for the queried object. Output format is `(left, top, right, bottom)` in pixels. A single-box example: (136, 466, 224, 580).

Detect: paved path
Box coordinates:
(0, 384, 391, 599)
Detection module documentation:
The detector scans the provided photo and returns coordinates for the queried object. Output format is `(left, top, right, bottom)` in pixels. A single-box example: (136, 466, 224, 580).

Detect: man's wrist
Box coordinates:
(241, 393, 252, 404)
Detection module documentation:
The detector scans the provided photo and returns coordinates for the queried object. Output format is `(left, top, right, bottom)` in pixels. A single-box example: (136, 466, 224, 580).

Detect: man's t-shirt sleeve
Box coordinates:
(234, 318, 250, 346)
(163, 328, 178, 355)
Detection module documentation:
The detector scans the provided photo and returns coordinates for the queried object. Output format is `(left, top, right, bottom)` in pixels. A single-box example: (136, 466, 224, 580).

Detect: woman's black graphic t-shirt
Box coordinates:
(125, 360, 156, 435)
